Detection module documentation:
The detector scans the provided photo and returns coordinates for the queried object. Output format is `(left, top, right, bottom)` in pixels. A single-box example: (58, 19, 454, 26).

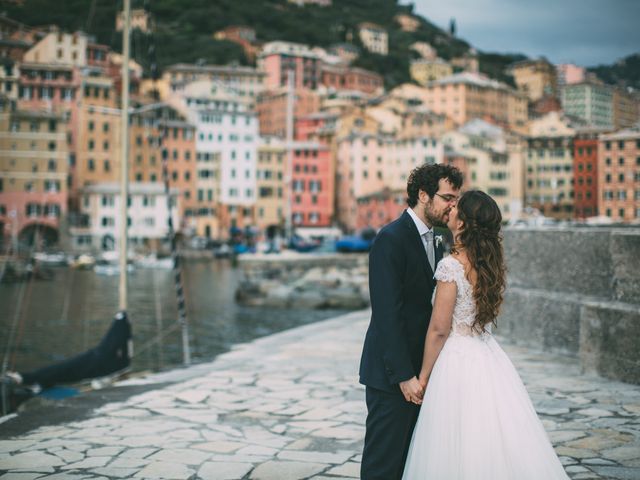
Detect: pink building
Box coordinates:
(336, 132, 443, 232)
(295, 112, 337, 141)
(259, 41, 321, 91)
(291, 142, 334, 227)
(556, 63, 586, 86)
(355, 188, 405, 230)
(0, 99, 69, 247)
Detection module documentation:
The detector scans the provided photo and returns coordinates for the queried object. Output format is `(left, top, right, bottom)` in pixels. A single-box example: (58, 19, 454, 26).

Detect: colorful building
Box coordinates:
(319, 65, 383, 95)
(73, 182, 179, 251)
(256, 87, 320, 138)
(355, 188, 405, 231)
(23, 30, 88, 67)
(573, 128, 605, 219)
(442, 119, 525, 221)
(336, 132, 443, 231)
(409, 73, 529, 133)
(291, 141, 334, 227)
(0, 97, 69, 247)
(161, 63, 265, 105)
(255, 136, 287, 230)
(525, 112, 577, 219)
(508, 58, 557, 102)
(598, 127, 640, 223)
(171, 81, 258, 238)
(357, 23, 388, 56)
(258, 41, 321, 91)
(410, 58, 453, 86)
(561, 82, 614, 128)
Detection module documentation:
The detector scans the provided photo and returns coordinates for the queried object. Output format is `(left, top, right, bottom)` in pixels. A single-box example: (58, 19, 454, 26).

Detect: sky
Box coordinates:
(412, 0, 640, 67)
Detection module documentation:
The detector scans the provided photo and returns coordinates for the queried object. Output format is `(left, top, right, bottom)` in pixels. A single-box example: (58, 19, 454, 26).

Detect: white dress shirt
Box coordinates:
(407, 207, 435, 271)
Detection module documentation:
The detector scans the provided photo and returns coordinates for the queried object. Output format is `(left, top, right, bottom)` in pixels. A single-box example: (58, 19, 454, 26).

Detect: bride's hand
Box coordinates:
(418, 373, 428, 391)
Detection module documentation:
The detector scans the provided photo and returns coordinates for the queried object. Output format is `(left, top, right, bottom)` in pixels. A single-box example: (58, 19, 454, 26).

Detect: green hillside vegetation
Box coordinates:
(4, 0, 637, 90)
(4, 0, 472, 88)
(589, 54, 640, 90)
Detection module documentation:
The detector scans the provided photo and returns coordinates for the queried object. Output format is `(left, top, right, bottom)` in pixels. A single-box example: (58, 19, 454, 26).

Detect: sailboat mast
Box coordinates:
(119, 0, 131, 311)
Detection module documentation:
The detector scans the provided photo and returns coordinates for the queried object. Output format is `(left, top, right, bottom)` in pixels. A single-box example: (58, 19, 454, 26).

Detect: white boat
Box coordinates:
(94, 260, 135, 276)
(135, 254, 173, 269)
(33, 252, 68, 266)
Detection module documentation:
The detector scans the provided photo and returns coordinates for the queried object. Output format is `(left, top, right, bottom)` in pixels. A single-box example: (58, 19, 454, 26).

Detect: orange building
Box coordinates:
(256, 87, 320, 138)
(419, 73, 528, 133)
(158, 118, 197, 229)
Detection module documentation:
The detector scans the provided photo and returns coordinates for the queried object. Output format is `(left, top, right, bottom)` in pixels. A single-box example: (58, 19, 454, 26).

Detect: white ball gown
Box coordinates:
(402, 256, 569, 479)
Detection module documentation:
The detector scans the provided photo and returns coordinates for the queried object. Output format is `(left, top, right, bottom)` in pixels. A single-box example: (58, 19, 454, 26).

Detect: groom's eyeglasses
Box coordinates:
(434, 193, 459, 204)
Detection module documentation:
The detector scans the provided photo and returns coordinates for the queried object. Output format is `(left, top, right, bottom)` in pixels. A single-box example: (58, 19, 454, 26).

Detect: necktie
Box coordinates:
(423, 231, 435, 272)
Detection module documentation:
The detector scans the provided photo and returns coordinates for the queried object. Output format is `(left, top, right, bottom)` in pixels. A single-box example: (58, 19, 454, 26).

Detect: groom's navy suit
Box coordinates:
(360, 210, 443, 480)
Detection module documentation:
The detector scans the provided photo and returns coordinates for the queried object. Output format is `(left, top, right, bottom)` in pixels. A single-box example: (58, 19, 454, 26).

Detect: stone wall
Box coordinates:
(236, 231, 640, 385)
(498, 228, 640, 385)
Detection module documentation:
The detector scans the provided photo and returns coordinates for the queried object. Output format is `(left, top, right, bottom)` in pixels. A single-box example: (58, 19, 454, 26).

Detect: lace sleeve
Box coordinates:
(434, 256, 460, 284)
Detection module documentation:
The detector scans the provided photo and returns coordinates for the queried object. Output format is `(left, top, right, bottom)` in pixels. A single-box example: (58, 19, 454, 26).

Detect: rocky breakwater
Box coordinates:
(235, 252, 370, 309)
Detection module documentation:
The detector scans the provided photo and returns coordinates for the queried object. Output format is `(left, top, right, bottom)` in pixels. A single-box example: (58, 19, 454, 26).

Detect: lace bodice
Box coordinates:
(433, 255, 491, 338)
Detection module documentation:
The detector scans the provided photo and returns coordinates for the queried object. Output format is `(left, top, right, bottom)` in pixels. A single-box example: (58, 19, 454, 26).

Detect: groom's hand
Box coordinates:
(399, 377, 424, 404)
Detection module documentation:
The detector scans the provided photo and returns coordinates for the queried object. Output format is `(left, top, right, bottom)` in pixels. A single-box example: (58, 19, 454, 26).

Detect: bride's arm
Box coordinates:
(418, 280, 456, 388)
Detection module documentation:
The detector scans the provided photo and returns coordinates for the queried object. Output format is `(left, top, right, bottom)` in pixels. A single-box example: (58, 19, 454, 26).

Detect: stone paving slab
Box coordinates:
(1, 310, 639, 479)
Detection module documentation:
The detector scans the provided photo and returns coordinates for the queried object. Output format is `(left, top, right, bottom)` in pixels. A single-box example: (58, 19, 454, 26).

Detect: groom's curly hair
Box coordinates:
(406, 164, 463, 207)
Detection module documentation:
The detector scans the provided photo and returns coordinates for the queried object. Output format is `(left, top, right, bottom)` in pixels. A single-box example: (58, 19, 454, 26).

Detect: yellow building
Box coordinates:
(612, 88, 640, 130)
(23, 30, 88, 66)
(525, 111, 577, 219)
(509, 58, 557, 102)
(255, 137, 287, 230)
(410, 58, 453, 86)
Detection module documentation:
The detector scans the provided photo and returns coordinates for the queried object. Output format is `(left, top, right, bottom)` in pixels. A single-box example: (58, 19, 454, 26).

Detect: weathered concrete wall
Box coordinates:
(497, 228, 640, 384)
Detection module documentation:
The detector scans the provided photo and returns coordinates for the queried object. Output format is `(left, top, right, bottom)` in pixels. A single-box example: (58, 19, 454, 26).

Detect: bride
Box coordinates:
(402, 190, 569, 479)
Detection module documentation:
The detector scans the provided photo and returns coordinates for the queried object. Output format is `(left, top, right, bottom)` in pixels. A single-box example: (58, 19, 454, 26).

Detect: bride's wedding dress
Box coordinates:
(402, 255, 569, 479)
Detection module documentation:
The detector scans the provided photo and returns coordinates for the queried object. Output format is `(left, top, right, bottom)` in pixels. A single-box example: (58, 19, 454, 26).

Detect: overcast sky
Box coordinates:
(412, 0, 640, 66)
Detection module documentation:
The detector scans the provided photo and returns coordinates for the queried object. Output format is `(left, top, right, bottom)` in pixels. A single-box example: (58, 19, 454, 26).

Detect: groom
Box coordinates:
(359, 163, 463, 479)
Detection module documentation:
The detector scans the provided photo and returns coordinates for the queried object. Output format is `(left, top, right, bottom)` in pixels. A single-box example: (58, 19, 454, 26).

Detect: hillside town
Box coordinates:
(1, 7, 639, 254)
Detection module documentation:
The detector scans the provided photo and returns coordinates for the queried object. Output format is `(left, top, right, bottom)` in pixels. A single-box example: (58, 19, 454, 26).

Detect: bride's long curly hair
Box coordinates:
(451, 190, 506, 332)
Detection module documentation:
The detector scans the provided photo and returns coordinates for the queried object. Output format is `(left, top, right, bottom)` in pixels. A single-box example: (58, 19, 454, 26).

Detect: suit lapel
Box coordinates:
(401, 210, 431, 277)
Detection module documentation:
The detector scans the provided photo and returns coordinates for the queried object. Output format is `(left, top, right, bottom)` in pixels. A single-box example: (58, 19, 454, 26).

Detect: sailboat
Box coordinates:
(0, 0, 190, 415)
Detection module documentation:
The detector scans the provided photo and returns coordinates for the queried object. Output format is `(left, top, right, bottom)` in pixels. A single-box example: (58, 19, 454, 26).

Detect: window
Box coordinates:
(104, 160, 110, 172)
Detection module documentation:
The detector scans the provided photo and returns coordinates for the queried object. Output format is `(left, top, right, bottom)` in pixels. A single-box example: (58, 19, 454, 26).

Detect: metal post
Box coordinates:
(284, 69, 295, 243)
(119, 0, 131, 311)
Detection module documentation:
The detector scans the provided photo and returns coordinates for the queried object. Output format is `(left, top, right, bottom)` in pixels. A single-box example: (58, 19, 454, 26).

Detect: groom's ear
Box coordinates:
(418, 189, 429, 204)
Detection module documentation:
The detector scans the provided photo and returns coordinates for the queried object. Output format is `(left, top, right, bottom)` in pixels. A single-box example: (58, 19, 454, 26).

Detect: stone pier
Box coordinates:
(1, 310, 639, 479)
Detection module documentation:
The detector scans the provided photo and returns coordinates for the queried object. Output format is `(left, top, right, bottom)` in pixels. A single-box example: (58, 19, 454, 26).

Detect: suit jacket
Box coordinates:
(359, 210, 444, 394)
